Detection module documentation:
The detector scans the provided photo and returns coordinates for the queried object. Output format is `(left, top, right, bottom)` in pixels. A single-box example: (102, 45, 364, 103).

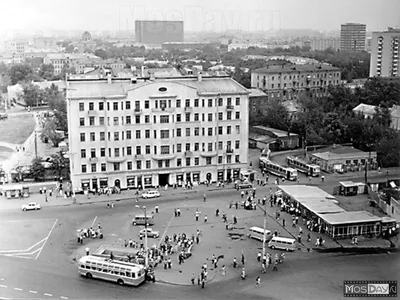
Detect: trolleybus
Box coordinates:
(286, 156, 320, 177)
(262, 160, 298, 181)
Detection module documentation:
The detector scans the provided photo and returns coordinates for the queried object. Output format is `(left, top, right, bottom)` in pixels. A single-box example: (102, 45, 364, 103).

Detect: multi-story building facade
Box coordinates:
(340, 23, 366, 52)
(251, 64, 341, 100)
(135, 20, 184, 45)
(5, 39, 28, 54)
(369, 28, 400, 77)
(67, 75, 249, 192)
(44, 53, 101, 74)
(310, 38, 340, 51)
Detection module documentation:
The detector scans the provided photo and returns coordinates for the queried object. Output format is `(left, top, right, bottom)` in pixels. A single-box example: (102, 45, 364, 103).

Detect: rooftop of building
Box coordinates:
(45, 53, 101, 60)
(144, 68, 182, 77)
(318, 211, 382, 226)
(253, 64, 340, 74)
(352, 103, 377, 115)
(162, 42, 213, 45)
(252, 125, 299, 138)
(310, 145, 376, 161)
(247, 88, 267, 97)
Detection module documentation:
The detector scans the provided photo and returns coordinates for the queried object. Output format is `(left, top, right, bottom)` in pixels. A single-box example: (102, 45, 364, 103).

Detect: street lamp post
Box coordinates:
(262, 197, 267, 259)
(136, 205, 148, 269)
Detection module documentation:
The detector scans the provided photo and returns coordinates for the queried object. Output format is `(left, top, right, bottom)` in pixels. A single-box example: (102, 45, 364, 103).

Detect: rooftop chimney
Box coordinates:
(198, 72, 202, 82)
(150, 72, 155, 81)
(107, 73, 112, 84)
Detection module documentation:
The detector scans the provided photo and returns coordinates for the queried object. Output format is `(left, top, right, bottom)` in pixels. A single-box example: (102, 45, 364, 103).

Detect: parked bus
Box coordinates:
(286, 156, 320, 177)
(263, 161, 298, 181)
(78, 255, 146, 286)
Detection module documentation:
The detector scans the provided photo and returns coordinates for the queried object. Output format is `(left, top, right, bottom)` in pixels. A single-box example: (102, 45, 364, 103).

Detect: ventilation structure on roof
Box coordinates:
(159, 87, 167, 92)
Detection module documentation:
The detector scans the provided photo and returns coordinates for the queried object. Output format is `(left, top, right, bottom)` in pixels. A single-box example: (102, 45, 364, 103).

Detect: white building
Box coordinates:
(43, 53, 101, 74)
(67, 74, 249, 192)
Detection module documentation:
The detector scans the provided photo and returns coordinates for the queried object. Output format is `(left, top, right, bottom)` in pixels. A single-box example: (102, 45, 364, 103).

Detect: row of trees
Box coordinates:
(251, 78, 400, 168)
(30, 151, 70, 182)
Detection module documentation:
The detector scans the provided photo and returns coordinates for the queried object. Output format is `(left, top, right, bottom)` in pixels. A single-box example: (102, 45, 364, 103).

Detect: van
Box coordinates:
(268, 236, 296, 251)
(247, 227, 272, 242)
(132, 214, 155, 226)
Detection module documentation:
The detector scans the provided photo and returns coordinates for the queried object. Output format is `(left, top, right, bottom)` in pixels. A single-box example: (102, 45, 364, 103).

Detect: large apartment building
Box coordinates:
(310, 38, 340, 51)
(67, 75, 249, 192)
(369, 28, 400, 77)
(340, 23, 366, 52)
(251, 64, 341, 100)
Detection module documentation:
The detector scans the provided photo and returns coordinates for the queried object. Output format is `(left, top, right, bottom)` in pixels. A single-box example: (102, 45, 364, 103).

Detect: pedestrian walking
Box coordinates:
(221, 265, 226, 276)
(204, 215, 208, 222)
(257, 251, 261, 262)
(282, 219, 286, 227)
(203, 194, 207, 202)
(155, 205, 159, 213)
(256, 276, 261, 288)
(307, 233, 311, 242)
(272, 260, 278, 271)
(191, 273, 195, 285)
(85, 247, 90, 256)
(241, 254, 245, 266)
(233, 257, 237, 268)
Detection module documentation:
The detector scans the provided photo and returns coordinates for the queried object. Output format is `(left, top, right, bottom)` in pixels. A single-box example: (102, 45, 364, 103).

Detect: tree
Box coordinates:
(38, 64, 55, 80)
(22, 83, 43, 107)
(9, 64, 34, 85)
(50, 151, 70, 178)
(376, 129, 400, 168)
(30, 157, 46, 181)
(44, 84, 68, 132)
(95, 49, 108, 59)
(41, 119, 64, 147)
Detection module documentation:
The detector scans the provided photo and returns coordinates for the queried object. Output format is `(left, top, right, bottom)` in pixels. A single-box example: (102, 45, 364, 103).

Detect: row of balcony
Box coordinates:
(86, 106, 237, 115)
(85, 149, 237, 163)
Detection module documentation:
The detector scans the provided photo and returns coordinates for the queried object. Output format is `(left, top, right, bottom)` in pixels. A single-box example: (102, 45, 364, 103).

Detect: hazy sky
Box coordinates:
(1, 0, 399, 34)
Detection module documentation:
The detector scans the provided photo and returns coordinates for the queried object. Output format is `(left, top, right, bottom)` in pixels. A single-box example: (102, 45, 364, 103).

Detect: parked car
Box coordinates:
(139, 228, 160, 238)
(237, 181, 253, 189)
(0, 113, 8, 120)
(142, 190, 160, 199)
(22, 202, 41, 211)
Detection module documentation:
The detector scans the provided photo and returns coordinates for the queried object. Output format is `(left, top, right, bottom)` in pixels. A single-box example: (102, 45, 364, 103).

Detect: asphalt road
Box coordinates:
(0, 186, 399, 300)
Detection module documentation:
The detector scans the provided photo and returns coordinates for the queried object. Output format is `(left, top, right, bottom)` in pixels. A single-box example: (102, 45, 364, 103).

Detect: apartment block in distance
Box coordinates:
(251, 64, 341, 100)
(310, 38, 340, 51)
(66, 74, 249, 192)
(370, 27, 400, 77)
(135, 20, 184, 45)
(340, 23, 366, 52)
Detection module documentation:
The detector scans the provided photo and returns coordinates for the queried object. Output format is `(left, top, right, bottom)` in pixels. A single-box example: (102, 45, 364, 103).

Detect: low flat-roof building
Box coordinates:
(250, 125, 300, 151)
(308, 145, 377, 173)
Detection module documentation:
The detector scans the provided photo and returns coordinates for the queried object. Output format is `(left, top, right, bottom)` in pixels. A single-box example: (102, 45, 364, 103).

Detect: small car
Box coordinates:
(139, 228, 160, 238)
(22, 202, 41, 211)
(142, 190, 160, 199)
(237, 182, 253, 189)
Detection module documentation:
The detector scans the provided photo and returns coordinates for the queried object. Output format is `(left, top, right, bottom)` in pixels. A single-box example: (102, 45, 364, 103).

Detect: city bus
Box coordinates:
(263, 161, 298, 181)
(78, 255, 146, 286)
(286, 156, 320, 177)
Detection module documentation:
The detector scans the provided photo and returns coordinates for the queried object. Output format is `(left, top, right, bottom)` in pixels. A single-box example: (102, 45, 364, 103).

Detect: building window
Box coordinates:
(186, 158, 191, 166)
(227, 155, 232, 164)
(127, 161, 132, 170)
(136, 161, 142, 170)
(185, 143, 190, 151)
(145, 115, 150, 123)
(90, 132, 95, 141)
(153, 130, 157, 139)
(177, 144, 182, 153)
(176, 99, 181, 108)
(176, 114, 181, 122)
(90, 148, 96, 158)
(79, 118, 85, 126)
(146, 160, 151, 169)
(126, 101, 131, 109)
(99, 117, 104, 125)
(79, 103, 84, 111)
(165, 160, 170, 168)
(145, 100, 149, 109)
(208, 128, 213, 136)
(177, 158, 182, 167)
(194, 113, 199, 121)
(177, 128, 181, 137)
(91, 164, 96, 172)
(113, 117, 119, 125)
(218, 112, 223, 120)
(135, 116, 140, 124)
(185, 99, 190, 107)
(161, 146, 170, 154)
(136, 146, 141, 155)
(136, 130, 141, 139)
(81, 164, 87, 173)
(208, 99, 212, 107)
(100, 132, 105, 141)
(161, 130, 169, 139)
(227, 111, 232, 120)
(218, 126, 223, 135)
(144, 129, 149, 139)
(194, 127, 199, 136)
(114, 148, 120, 157)
(235, 140, 240, 149)
(194, 143, 199, 151)
(113, 163, 120, 171)
(126, 116, 131, 124)
(235, 125, 240, 134)
(100, 148, 105, 157)
(185, 113, 190, 122)
(208, 143, 213, 151)
(99, 102, 104, 111)
(194, 157, 199, 165)
(126, 130, 132, 139)
(160, 115, 169, 123)
(114, 132, 119, 141)
(81, 149, 86, 158)
(145, 145, 150, 154)
(186, 128, 190, 136)
(158, 160, 163, 168)
(227, 126, 231, 134)
(218, 98, 223, 106)
(194, 99, 199, 107)
(235, 97, 240, 105)
(235, 112, 240, 119)
(206, 157, 212, 165)
(235, 155, 240, 163)
(127, 146, 132, 155)
(208, 113, 213, 122)
(89, 102, 94, 111)
(113, 102, 118, 110)
(101, 163, 106, 172)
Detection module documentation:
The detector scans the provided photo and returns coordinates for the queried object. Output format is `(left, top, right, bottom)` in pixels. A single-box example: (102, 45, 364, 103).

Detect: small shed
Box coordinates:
(339, 181, 365, 196)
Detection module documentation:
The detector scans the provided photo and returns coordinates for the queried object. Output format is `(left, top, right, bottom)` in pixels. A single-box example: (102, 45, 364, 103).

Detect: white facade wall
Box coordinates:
(67, 78, 249, 192)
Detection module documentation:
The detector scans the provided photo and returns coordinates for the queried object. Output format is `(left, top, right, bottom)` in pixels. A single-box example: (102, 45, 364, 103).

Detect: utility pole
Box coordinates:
(262, 197, 267, 258)
(34, 130, 38, 158)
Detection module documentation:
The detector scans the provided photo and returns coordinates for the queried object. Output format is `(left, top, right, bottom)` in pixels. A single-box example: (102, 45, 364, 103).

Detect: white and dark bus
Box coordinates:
(263, 161, 298, 181)
(286, 156, 320, 177)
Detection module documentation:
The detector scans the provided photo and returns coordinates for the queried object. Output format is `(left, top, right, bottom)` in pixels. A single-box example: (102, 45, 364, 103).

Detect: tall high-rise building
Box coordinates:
(369, 28, 400, 77)
(135, 20, 184, 45)
(340, 23, 366, 52)
(66, 74, 249, 192)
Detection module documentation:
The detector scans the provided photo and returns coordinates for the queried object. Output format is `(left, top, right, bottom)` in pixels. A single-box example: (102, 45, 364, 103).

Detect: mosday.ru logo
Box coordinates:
(369, 284, 389, 294)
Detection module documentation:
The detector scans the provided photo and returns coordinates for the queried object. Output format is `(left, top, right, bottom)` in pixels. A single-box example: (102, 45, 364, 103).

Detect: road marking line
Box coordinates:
(44, 293, 52, 297)
(0, 284, 7, 288)
(158, 213, 175, 247)
(36, 218, 58, 260)
(61, 297, 68, 299)
(29, 291, 37, 293)
(91, 216, 98, 228)
(0, 237, 47, 253)
(8, 248, 41, 257)
(14, 288, 22, 291)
